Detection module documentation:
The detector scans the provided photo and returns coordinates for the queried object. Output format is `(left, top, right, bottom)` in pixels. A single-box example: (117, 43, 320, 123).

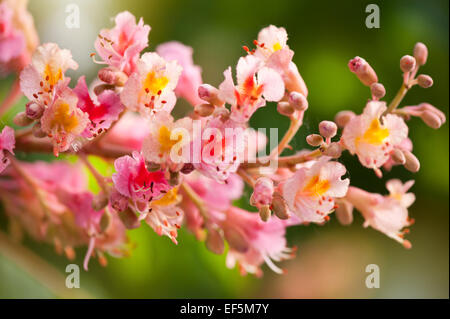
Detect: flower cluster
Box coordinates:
(0, 6, 446, 276)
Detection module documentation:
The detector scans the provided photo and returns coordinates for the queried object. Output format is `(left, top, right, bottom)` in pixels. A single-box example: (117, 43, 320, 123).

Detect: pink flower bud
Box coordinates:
(198, 84, 223, 106)
(94, 83, 115, 96)
(194, 103, 215, 117)
(259, 205, 271, 222)
(319, 120, 338, 139)
(419, 103, 446, 124)
(288, 91, 308, 111)
(251, 177, 274, 207)
(402, 150, 420, 173)
(205, 228, 225, 255)
(224, 226, 249, 253)
(370, 83, 386, 100)
(322, 142, 342, 158)
(417, 74, 433, 88)
(348, 56, 378, 86)
(334, 110, 356, 128)
(271, 192, 290, 220)
(32, 123, 46, 138)
(413, 42, 428, 66)
(400, 55, 416, 73)
(391, 148, 406, 165)
(306, 134, 323, 146)
(421, 110, 442, 129)
(13, 111, 33, 127)
(118, 208, 140, 229)
(335, 200, 353, 226)
(25, 102, 44, 120)
(212, 106, 230, 121)
(92, 191, 109, 211)
(98, 67, 128, 86)
(277, 101, 295, 116)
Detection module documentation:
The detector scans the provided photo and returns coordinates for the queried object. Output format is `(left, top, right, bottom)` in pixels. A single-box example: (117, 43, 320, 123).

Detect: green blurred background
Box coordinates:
(0, 0, 448, 298)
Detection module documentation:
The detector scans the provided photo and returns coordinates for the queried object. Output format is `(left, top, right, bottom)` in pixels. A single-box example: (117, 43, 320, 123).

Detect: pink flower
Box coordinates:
(20, 43, 78, 106)
(341, 101, 408, 171)
(112, 151, 171, 206)
(345, 179, 415, 248)
(252, 25, 308, 96)
(40, 86, 90, 156)
(0, 125, 15, 173)
(73, 76, 124, 138)
(219, 54, 284, 122)
(223, 207, 297, 276)
(95, 11, 150, 75)
(156, 41, 203, 106)
(0, 0, 38, 74)
(142, 111, 192, 169)
(102, 111, 150, 150)
(281, 157, 349, 224)
(0, 2, 25, 65)
(120, 52, 182, 117)
(192, 116, 246, 182)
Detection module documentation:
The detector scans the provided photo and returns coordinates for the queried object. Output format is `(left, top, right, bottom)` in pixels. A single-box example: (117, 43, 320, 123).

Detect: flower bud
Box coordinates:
(277, 101, 295, 116)
(370, 83, 386, 100)
(25, 102, 44, 120)
(417, 74, 433, 88)
(306, 134, 323, 147)
(13, 111, 34, 127)
(400, 55, 416, 73)
(288, 91, 308, 111)
(223, 226, 249, 253)
(146, 162, 161, 172)
(322, 142, 342, 158)
(391, 148, 406, 165)
(92, 191, 109, 211)
(205, 228, 225, 255)
(32, 123, 47, 138)
(335, 200, 353, 226)
(180, 163, 195, 175)
(348, 56, 378, 86)
(94, 83, 115, 96)
(413, 42, 428, 66)
(334, 110, 356, 128)
(198, 84, 223, 106)
(98, 67, 128, 86)
(419, 103, 446, 124)
(421, 110, 442, 129)
(271, 192, 290, 220)
(251, 177, 274, 207)
(194, 103, 215, 117)
(402, 150, 420, 173)
(99, 210, 111, 233)
(259, 205, 271, 222)
(118, 208, 140, 229)
(319, 120, 338, 139)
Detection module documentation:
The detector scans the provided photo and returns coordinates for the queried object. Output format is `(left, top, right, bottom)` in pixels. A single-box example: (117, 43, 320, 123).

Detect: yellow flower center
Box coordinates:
(44, 64, 62, 86)
(158, 126, 182, 154)
(358, 118, 389, 145)
(272, 42, 282, 52)
(153, 187, 179, 206)
(49, 102, 79, 132)
(143, 71, 169, 95)
(300, 175, 330, 198)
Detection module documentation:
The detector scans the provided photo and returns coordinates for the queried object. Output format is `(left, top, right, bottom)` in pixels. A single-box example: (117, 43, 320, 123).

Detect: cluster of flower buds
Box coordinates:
(0, 5, 446, 276)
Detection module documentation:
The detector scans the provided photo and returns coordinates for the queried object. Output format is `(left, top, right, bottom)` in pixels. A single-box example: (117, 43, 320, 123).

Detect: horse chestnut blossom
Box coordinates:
(120, 52, 182, 117)
(342, 101, 408, 174)
(0, 7, 446, 277)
